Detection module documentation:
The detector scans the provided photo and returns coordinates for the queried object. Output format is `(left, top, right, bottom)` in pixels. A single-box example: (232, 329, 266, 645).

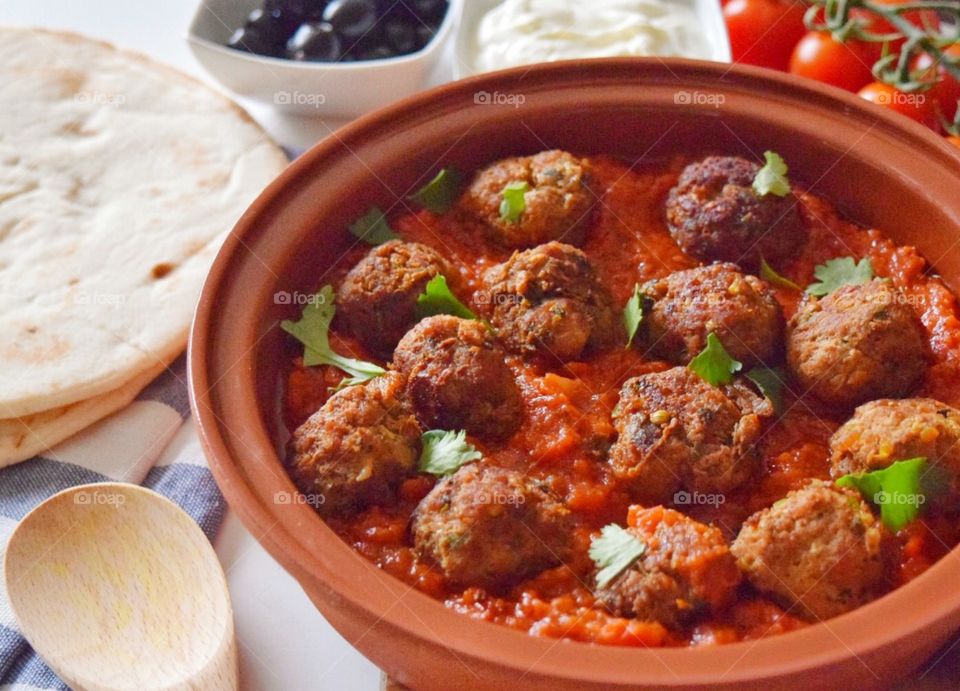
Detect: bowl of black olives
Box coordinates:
(187, 0, 459, 117)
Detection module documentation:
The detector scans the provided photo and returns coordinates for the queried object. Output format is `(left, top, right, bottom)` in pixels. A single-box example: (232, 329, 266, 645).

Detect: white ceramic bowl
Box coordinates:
(187, 0, 462, 118)
(453, 0, 732, 79)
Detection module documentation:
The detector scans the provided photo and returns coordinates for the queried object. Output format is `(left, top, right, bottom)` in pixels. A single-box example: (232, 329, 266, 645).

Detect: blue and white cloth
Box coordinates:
(0, 356, 226, 690)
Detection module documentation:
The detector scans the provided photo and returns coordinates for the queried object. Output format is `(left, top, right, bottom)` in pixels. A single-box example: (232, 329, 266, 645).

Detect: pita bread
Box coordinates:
(0, 360, 170, 468)
(0, 27, 288, 417)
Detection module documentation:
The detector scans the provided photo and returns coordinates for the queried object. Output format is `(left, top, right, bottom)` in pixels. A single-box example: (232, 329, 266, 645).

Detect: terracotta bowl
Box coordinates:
(190, 59, 960, 690)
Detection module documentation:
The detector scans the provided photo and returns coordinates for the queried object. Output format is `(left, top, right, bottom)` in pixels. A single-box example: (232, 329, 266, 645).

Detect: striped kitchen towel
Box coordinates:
(0, 355, 225, 690)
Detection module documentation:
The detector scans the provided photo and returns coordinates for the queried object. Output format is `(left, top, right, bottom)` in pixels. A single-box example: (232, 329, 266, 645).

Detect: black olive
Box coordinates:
(357, 45, 396, 61)
(411, 0, 446, 21)
(246, 8, 290, 42)
(262, 0, 311, 34)
(414, 23, 438, 50)
(286, 21, 343, 61)
(322, 0, 378, 42)
(227, 26, 280, 56)
(384, 20, 417, 54)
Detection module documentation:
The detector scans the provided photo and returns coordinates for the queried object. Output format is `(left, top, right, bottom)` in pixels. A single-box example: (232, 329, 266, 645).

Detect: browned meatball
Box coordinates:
(610, 367, 773, 503)
(289, 372, 421, 516)
(459, 150, 595, 249)
(338, 240, 451, 358)
(787, 279, 927, 409)
(731, 480, 887, 620)
(665, 156, 805, 267)
(596, 507, 742, 628)
(641, 262, 783, 366)
(480, 241, 618, 361)
(393, 315, 522, 439)
(831, 398, 960, 500)
(411, 463, 573, 589)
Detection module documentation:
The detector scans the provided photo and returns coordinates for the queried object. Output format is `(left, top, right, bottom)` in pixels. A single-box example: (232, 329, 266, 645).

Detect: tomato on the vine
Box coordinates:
(851, 0, 940, 51)
(948, 136, 960, 150)
(913, 44, 960, 122)
(789, 31, 880, 92)
(857, 81, 939, 130)
(724, 0, 808, 71)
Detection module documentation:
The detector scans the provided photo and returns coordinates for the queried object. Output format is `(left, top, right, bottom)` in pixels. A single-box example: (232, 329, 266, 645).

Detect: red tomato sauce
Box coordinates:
(284, 156, 960, 647)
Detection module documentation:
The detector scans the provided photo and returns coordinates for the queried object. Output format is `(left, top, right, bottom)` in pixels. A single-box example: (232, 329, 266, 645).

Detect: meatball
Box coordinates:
(411, 464, 573, 589)
(596, 507, 742, 628)
(731, 480, 887, 620)
(393, 315, 522, 439)
(289, 372, 421, 516)
(665, 155, 805, 267)
(830, 398, 960, 500)
(610, 367, 773, 503)
(459, 150, 595, 249)
(480, 241, 618, 361)
(641, 262, 783, 366)
(338, 240, 451, 358)
(787, 279, 927, 409)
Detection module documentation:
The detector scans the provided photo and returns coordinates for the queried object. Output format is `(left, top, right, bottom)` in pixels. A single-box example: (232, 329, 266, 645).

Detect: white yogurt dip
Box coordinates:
(472, 0, 713, 72)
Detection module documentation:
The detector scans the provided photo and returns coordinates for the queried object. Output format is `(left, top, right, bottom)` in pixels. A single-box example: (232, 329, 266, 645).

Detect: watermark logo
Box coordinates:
(274, 290, 327, 306)
(874, 490, 925, 507)
(474, 490, 526, 507)
(274, 490, 325, 508)
(473, 291, 522, 307)
(74, 290, 125, 308)
(474, 90, 526, 108)
(673, 490, 726, 507)
(74, 490, 126, 508)
(274, 90, 326, 108)
(673, 90, 725, 109)
(74, 91, 126, 107)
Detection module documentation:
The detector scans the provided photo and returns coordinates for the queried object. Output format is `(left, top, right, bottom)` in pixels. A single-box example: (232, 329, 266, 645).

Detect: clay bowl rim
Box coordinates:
(189, 57, 960, 686)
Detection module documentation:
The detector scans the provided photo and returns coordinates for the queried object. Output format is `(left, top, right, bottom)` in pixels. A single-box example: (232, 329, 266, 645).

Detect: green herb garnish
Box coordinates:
(688, 333, 743, 387)
(408, 168, 462, 214)
(590, 524, 647, 589)
(499, 181, 529, 223)
(753, 151, 791, 198)
(349, 206, 399, 246)
(746, 366, 786, 415)
(760, 257, 801, 291)
(415, 275, 478, 321)
(623, 283, 645, 348)
(837, 457, 928, 531)
(806, 257, 874, 296)
(418, 429, 482, 476)
(281, 285, 386, 387)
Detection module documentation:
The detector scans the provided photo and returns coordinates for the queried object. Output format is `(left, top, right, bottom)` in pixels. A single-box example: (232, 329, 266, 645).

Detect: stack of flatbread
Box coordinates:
(0, 28, 288, 467)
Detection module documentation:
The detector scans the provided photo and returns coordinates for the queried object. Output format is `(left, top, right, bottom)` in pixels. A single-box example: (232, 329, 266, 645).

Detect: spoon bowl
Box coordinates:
(3, 483, 236, 691)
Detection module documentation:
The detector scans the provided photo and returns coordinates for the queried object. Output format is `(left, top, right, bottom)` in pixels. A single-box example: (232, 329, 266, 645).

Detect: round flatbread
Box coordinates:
(0, 27, 288, 417)
(0, 360, 170, 468)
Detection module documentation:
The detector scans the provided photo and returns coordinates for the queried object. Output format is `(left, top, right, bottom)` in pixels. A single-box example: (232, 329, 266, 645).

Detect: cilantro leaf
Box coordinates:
(746, 366, 786, 415)
(499, 181, 529, 223)
(806, 257, 875, 296)
(415, 275, 479, 321)
(623, 284, 646, 349)
(753, 151, 791, 197)
(418, 429, 482, 476)
(408, 168, 462, 214)
(760, 257, 801, 291)
(837, 457, 927, 531)
(590, 524, 647, 589)
(349, 206, 399, 246)
(688, 333, 743, 387)
(280, 285, 386, 387)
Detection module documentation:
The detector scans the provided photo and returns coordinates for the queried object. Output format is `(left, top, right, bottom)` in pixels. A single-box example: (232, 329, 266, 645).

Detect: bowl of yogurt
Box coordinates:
(454, 0, 731, 78)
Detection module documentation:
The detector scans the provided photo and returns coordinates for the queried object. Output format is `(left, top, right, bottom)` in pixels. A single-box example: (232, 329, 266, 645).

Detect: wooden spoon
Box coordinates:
(3, 483, 237, 691)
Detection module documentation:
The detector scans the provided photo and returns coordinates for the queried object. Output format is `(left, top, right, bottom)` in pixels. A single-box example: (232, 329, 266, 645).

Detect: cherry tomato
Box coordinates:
(852, 0, 940, 51)
(724, 0, 808, 71)
(857, 81, 939, 130)
(948, 136, 960, 150)
(913, 44, 960, 122)
(789, 31, 880, 92)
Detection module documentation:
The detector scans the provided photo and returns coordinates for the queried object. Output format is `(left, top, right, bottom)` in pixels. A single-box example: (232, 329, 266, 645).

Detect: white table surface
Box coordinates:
(1, 1, 394, 688)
